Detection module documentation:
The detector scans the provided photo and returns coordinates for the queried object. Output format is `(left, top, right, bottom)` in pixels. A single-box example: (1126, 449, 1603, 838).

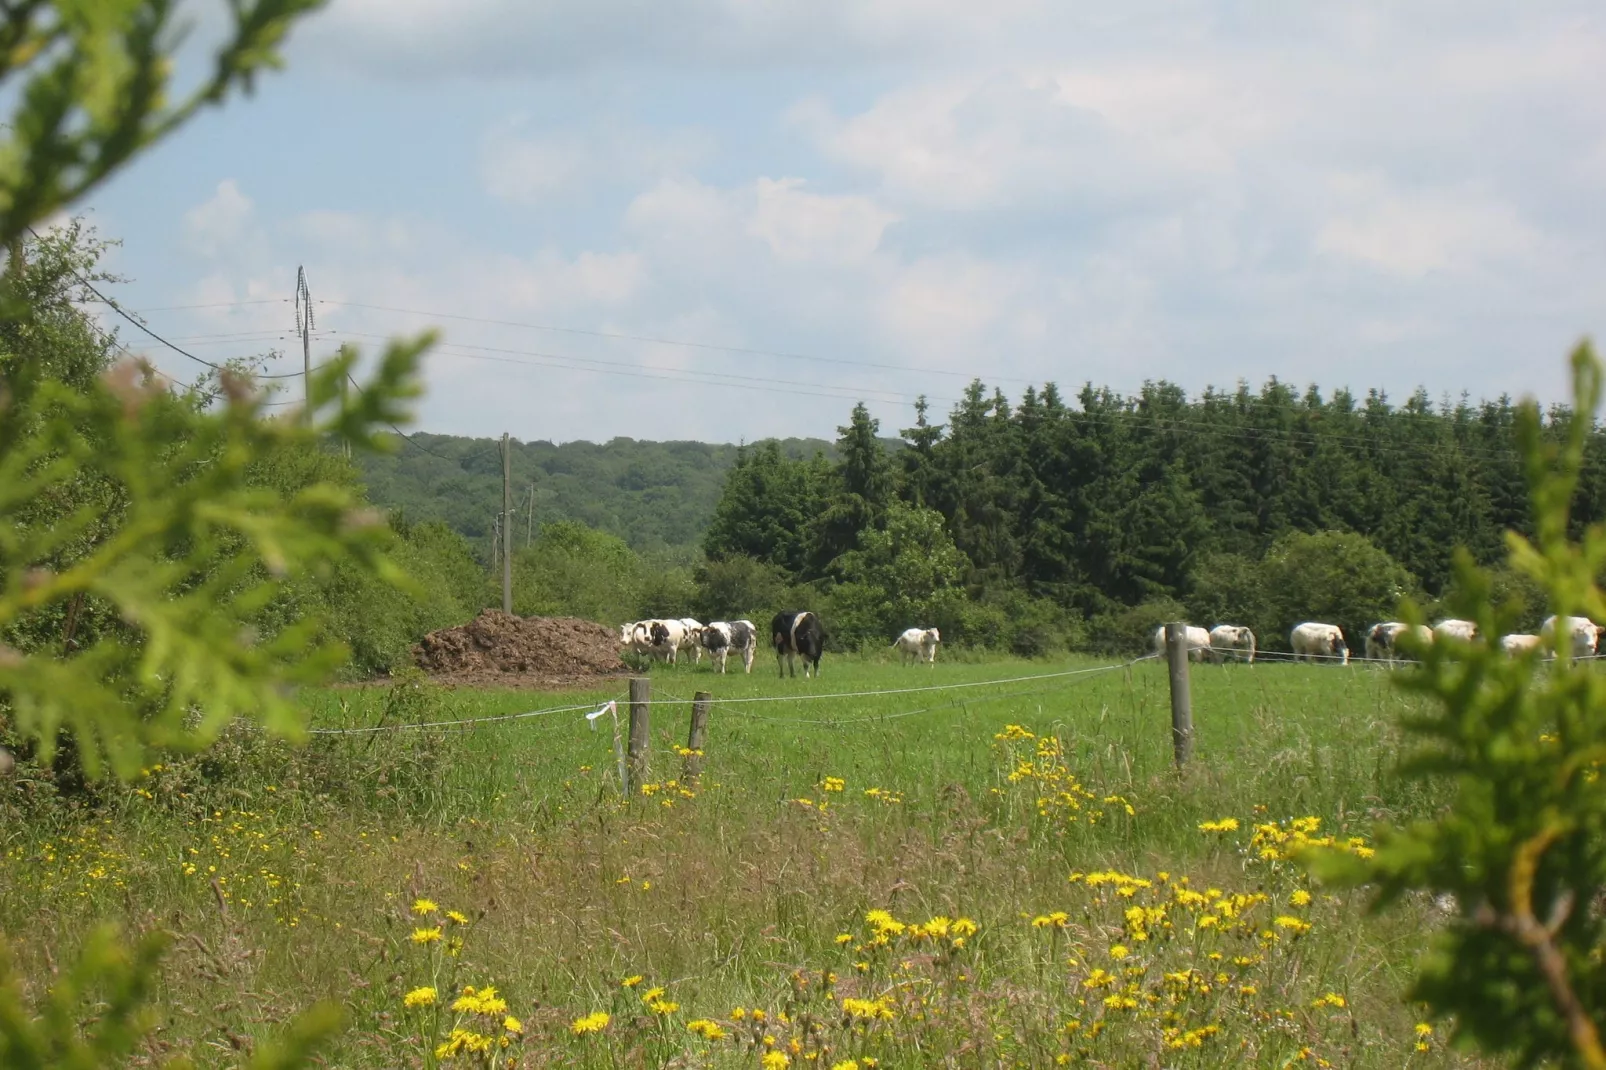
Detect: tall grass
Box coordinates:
(0, 655, 1480, 1066)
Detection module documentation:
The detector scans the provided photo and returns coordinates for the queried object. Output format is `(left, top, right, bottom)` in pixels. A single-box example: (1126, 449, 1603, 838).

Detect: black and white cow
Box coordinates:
(701, 619, 757, 674)
(771, 610, 826, 679)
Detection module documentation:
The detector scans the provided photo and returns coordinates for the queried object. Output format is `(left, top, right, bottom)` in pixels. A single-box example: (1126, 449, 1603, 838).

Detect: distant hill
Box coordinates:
(356, 433, 860, 558)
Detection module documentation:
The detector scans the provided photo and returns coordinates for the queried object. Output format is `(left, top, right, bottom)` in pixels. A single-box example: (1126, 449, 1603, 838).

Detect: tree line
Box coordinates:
(700, 379, 1606, 653)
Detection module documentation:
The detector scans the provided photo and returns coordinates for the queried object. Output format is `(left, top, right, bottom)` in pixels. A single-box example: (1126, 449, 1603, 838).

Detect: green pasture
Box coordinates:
(0, 654, 1476, 1067)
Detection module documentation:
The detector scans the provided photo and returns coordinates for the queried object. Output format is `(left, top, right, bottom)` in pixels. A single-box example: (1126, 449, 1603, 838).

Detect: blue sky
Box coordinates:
(79, 1, 1606, 444)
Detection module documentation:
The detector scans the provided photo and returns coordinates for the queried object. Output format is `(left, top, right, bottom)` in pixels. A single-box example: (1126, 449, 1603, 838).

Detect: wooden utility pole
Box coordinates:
(627, 677, 651, 793)
(294, 267, 313, 423)
(501, 433, 513, 614)
(1164, 622, 1194, 767)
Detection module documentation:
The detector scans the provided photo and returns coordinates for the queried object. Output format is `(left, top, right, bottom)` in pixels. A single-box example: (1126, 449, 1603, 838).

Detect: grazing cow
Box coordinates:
(679, 618, 706, 664)
(1150, 624, 1212, 661)
(630, 618, 687, 665)
(1540, 615, 1602, 660)
(893, 627, 942, 666)
(1207, 625, 1256, 663)
(772, 610, 826, 678)
(1434, 619, 1479, 643)
(1365, 622, 1432, 663)
(1290, 622, 1349, 664)
(701, 619, 758, 674)
(1500, 633, 1543, 656)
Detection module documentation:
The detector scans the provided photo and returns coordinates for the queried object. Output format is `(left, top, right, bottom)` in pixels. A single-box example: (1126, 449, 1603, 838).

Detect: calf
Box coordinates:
(679, 618, 706, 664)
(1207, 625, 1256, 663)
(1500, 633, 1542, 656)
(893, 627, 941, 666)
(1290, 622, 1348, 664)
(772, 610, 826, 678)
(1365, 621, 1432, 663)
(1150, 624, 1212, 661)
(701, 619, 758, 674)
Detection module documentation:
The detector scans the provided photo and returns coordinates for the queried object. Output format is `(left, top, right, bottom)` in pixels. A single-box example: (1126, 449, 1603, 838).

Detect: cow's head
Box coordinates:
(927, 629, 941, 644)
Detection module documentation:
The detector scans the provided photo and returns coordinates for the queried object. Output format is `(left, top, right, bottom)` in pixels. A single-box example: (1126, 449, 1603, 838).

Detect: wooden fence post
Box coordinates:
(627, 677, 651, 794)
(683, 691, 711, 780)
(1164, 621, 1194, 768)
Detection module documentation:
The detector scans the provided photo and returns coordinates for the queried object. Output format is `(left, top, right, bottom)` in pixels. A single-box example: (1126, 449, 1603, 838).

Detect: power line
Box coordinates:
(127, 299, 289, 313)
(318, 298, 1040, 387)
(331, 328, 956, 408)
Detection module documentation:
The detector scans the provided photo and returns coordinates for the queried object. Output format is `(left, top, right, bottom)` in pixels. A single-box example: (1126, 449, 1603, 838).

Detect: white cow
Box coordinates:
(1151, 624, 1212, 661)
(1208, 625, 1256, 663)
(679, 618, 706, 664)
(619, 621, 656, 659)
(701, 619, 757, 674)
(625, 618, 688, 664)
(1540, 615, 1602, 661)
(1290, 622, 1349, 664)
(1500, 633, 1543, 656)
(1365, 622, 1432, 663)
(1434, 619, 1479, 643)
(893, 627, 942, 666)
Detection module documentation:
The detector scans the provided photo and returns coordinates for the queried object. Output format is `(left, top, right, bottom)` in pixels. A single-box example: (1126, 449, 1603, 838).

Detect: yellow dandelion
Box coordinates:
(1198, 818, 1240, 833)
(822, 777, 845, 792)
(403, 986, 437, 1008)
(1290, 889, 1312, 907)
(1108, 944, 1129, 960)
(570, 1011, 610, 1035)
(410, 927, 444, 945)
(502, 1016, 522, 1035)
(835, 932, 854, 945)
(446, 910, 470, 925)
(412, 898, 439, 916)
(621, 975, 644, 988)
(762, 1053, 790, 1070)
(687, 1019, 727, 1040)
(1415, 1022, 1433, 1037)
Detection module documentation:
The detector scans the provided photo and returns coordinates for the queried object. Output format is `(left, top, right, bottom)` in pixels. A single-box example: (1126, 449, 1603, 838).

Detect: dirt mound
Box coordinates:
(413, 611, 627, 681)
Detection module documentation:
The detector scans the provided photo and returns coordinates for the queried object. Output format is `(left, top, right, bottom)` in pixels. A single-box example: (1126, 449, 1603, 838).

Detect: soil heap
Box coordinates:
(413, 611, 627, 684)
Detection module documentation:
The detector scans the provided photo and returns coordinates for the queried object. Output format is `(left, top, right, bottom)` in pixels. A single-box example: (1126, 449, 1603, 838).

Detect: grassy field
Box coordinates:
(0, 653, 1479, 1068)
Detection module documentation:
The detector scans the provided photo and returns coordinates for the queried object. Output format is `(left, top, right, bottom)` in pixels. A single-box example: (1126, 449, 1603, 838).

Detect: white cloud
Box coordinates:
(1315, 174, 1546, 278)
(182, 180, 256, 259)
(480, 120, 712, 203)
(745, 178, 897, 264)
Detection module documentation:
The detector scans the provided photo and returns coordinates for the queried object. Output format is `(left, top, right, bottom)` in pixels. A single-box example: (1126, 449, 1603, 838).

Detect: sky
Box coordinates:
(77, 1, 1606, 445)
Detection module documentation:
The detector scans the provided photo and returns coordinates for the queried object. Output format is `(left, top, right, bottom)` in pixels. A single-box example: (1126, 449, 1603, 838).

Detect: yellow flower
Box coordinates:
(762, 1053, 791, 1070)
(1312, 992, 1347, 1009)
(687, 1019, 727, 1040)
(502, 1016, 522, 1035)
(732, 1007, 747, 1020)
(1108, 944, 1129, 960)
(403, 986, 437, 1008)
(570, 1011, 610, 1036)
(621, 975, 644, 988)
(412, 898, 440, 916)
(832, 1062, 859, 1070)
(647, 998, 679, 1015)
(835, 932, 854, 945)
(1415, 1022, 1433, 1037)
(822, 777, 845, 792)
(952, 918, 979, 937)
(1274, 916, 1312, 935)
(410, 927, 444, 945)
(1290, 889, 1312, 907)
(641, 986, 666, 1002)
(446, 910, 470, 925)
(1198, 818, 1240, 833)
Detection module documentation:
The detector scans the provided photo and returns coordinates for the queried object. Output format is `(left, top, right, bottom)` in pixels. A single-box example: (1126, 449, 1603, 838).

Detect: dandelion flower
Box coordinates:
(1312, 992, 1347, 1009)
(411, 927, 444, 945)
(832, 1061, 859, 1070)
(1108, 944, 1129, 960)
(822, 777, 845, 793)
(570, 1011, 610, 1035)
(687, 1019, 726, 1040)
(403, 986, 437, 1008)
(835, 933, 854, 945)
(1198, 818, 1239, 833)
(446, 910, 470, 925)
(502, 1016, 522, 1035)
(1290, 889, 1312, 907)
(1415, 1023, 1433, 1037)
(621, 975, 644, 988)
(762, 1053, 790, 1070)
(647, 998, 679, 1015)
(412, 898, 439, 916)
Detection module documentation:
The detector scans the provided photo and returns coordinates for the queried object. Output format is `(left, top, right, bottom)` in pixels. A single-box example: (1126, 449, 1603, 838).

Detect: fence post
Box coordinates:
(627, 677, 651, 794)
(683, 691, 711, 781)
(1164, 621, 1194, 768)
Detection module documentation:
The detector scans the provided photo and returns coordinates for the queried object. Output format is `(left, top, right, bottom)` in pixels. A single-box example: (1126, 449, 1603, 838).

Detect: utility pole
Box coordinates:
(294, 266, 313, 424)
(502, 432, 513, 615)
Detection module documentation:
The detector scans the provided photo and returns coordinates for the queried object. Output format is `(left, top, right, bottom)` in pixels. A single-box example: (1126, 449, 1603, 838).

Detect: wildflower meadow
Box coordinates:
(0, 657, 1483, 1066)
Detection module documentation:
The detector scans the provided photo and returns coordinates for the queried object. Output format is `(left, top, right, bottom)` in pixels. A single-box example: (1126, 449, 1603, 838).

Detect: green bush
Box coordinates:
(1258, 530, 1418, 651)
(1087, 596, 1189, 655)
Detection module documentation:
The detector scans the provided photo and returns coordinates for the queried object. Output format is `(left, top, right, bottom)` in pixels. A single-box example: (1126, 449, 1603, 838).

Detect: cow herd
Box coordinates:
(618, 610, 862, 678)
(1153, 614, 1606, 665)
